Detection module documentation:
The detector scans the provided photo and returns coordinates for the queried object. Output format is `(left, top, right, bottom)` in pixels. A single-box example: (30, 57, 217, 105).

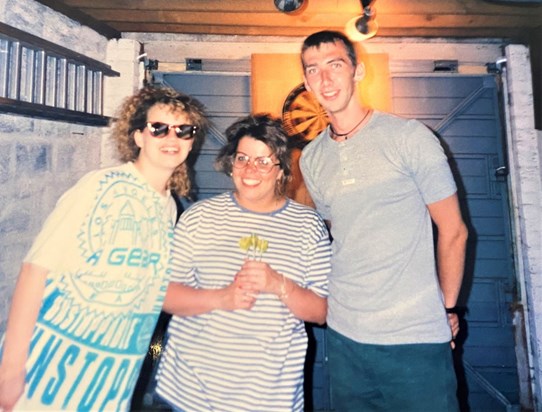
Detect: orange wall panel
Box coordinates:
(251, 50, 391, 117)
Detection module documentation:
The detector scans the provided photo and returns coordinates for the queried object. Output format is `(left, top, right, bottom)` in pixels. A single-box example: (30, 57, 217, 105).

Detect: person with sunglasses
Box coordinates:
(154, 114, 331, 412)
(0, 86, 208, 411)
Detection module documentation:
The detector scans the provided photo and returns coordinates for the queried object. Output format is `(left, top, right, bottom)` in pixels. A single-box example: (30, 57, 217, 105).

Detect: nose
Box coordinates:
(164, 127, 178, 139)
(245, 159, 259, 172)
(320, 69, 332, 84)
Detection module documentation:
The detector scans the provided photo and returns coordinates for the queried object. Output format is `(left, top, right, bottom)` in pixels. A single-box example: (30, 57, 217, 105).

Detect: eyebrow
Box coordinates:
(327, 57, 347, 65)
(305, 56, 347, 69)
(236, 151, 274, 158)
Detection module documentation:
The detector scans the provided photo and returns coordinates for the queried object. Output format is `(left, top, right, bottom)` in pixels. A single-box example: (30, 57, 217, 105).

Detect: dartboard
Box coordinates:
(281, 83, 329, 147)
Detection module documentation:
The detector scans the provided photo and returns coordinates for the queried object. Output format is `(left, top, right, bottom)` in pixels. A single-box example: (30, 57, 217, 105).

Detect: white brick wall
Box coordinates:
(0, 1, 142, 331)
(505, 44, 542, 408)
(101, 39, 144, 168)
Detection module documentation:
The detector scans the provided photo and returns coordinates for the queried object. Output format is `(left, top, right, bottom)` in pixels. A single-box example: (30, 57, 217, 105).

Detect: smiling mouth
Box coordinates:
(161, 147, 179, 153)
(322, 90, 339, 99)
(242, 178, 261, 186)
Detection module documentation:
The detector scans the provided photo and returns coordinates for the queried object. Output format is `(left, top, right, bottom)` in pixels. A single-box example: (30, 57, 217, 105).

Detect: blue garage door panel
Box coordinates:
(157, 73, 250, 114)
(393, 76, 491, 98)
(392, 74, 519, 410)
(394, 95, 496, 117)
(191, 152, 234, 199)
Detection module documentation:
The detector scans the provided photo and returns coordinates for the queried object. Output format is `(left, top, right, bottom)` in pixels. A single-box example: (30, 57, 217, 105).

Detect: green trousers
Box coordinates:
(327, 327, 459, 412)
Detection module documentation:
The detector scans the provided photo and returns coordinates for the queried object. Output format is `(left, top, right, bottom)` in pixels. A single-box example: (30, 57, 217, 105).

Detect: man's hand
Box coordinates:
(447, 313, 459, 349)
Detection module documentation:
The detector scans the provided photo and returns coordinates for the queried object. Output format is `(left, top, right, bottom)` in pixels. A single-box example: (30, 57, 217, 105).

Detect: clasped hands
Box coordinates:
(224, 259, 281, 311)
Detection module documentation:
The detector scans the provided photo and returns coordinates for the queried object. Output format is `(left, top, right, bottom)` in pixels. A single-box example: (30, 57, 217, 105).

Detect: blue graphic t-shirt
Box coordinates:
(6, 162, 176, 411)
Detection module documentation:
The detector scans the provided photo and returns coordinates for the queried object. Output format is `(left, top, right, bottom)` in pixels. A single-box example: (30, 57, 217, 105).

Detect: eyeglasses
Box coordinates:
(145, 122, 198, 140)
(232, 152, 280, 174)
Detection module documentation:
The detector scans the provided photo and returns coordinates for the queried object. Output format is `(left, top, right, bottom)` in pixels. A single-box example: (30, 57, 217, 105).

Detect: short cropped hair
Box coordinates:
(301, 30, 358, 69)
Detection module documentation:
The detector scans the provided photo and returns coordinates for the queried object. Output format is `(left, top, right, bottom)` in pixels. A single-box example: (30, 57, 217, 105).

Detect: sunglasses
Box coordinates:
(145, 122, 198, 140)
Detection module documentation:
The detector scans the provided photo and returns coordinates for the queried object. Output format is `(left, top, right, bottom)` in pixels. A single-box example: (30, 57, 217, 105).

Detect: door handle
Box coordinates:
(495, 166, 508, 177)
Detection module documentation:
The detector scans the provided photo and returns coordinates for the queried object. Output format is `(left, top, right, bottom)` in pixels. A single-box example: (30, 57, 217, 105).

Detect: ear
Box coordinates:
(354, 62, 365, 82)
(134, 129, 144, 149)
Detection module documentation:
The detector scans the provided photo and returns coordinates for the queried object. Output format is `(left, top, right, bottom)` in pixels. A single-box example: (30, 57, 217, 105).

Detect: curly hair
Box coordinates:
(215, 114, 292, 197)
(109, 86, 208, 196)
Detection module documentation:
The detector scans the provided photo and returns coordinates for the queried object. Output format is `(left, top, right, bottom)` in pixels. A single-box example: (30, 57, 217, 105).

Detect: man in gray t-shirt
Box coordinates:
(299, 30, 468, 411)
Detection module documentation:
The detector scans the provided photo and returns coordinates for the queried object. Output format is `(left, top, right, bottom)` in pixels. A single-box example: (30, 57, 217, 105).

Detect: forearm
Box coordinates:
(162, 282, 229, 316)
(278, 277, 327, 324)
(437, 225, 468, 308)
(1, 263, 48, 371)
(427, 193, 469, 309)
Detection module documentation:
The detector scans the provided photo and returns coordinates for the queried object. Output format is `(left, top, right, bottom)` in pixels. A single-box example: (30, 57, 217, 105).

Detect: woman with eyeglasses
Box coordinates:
(0, 86, 208, 411)
(155, 114, 331, 412)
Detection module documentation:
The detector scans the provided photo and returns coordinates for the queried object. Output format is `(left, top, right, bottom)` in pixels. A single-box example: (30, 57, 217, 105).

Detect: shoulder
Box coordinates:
(370, 111, 437, 149)
(371, 110, 424, 131)
(285, 199, 327, 226)
(74, 162, 139, 187)
(181, 192, 232, 217)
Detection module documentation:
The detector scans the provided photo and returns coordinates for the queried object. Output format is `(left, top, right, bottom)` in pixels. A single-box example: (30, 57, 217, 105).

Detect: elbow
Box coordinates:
(314, 299, 328, 325)
(447, 220, 468, 247)
(162, 282, 182, 315)
(458, 221, 469, 245)
(162, 296, 175, 315)
(315, 317, 327, 326)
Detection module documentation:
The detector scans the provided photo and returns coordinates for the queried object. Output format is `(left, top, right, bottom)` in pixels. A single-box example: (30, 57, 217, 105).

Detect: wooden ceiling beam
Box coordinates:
(62, 0, 541, 16)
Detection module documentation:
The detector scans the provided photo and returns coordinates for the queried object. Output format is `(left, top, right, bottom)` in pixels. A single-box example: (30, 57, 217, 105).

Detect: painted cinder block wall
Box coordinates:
(0, 0, 540, 408)
(0, 0, 141, 332)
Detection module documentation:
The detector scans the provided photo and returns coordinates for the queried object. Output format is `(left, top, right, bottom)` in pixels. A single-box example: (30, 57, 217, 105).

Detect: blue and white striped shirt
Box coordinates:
(156, 192, 331, 412)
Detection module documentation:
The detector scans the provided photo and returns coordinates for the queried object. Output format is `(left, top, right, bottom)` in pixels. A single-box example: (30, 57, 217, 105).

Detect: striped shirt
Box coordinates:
(155, 192, 331, 412)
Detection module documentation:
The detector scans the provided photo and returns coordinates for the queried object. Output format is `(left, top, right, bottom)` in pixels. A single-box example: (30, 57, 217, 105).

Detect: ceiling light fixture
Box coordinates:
(345, 0, 378, 42)
(274, 0, 306, 13)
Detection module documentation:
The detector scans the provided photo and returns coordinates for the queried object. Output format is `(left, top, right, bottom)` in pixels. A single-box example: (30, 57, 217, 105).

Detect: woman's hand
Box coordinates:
(0, 365, 25, 412)
(235, 259, 282, 296)
(224, 275, 258, 311)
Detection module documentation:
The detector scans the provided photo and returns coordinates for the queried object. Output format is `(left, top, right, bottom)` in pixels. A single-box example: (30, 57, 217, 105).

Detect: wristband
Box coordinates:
(445, 306, 459, 314)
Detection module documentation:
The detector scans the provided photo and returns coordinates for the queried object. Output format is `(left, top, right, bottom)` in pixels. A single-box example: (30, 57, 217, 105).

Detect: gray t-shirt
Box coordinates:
(300, 111, 457, 345)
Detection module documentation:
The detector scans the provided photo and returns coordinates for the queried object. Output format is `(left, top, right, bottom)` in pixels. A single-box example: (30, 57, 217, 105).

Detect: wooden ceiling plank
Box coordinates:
(375, 0, 542, 14)
(110, 22, 528, 39)
(83, 9, 540, 30)
(61, 0, 542, 15)
(63, 0, 277, 12)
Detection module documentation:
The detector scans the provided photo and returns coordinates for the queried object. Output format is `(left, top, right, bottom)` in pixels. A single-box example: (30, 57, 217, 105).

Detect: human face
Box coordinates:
(232, 136, 284, 212)
(134, 103, 194, 176)
(302, 41, 364, 116)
